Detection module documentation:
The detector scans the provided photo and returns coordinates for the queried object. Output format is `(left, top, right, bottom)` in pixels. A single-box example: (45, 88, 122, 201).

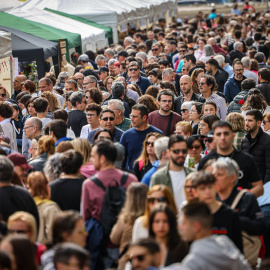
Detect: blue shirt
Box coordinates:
(127, 75, 151, 94)
(141, 160, 160, 186)
(87, 127, 123, 144)
(55, 137, 72, 147)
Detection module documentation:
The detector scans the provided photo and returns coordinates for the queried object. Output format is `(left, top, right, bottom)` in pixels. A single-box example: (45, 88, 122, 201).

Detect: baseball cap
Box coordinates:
(114, 142, 125, 169)
(78, 54, 89, 62)
(98, 66, 109, 73)
(114, 61, 120, 67)
(8, 153, 34, 170)
(116, 50, 128, 58)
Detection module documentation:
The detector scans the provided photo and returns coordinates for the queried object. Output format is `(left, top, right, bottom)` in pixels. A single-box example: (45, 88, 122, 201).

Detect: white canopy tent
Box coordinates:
(7, 0, 177, 43)
(8, 6, 107, 52)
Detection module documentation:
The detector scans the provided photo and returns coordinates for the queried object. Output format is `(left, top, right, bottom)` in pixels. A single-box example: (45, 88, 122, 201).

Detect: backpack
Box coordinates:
(91, 171, 129, 239)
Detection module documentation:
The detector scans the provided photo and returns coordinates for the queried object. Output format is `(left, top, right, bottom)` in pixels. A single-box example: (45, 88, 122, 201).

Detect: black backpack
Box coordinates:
(91, 171, 129, 238)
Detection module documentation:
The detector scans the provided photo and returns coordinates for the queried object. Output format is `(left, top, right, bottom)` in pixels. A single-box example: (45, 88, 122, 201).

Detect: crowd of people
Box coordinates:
(1, 2, 270, 269)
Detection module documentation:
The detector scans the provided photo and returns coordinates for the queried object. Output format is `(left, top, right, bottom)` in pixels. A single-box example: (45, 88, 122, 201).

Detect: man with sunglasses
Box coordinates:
(127, 61, 151, 94)
(150, 134, 194, 208)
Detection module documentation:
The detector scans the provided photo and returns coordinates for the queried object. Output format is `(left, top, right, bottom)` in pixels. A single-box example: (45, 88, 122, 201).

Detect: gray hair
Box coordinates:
(0, 156, 14, 183)
(214, 55, 225, 66)
(203, 44, 215, 56)
(86, 75, 97, 83)
(211, 158, 239, 186)
(111, 81, 125, 98)
(181, 101, 193, 111)
(108, 59, 117, 66)
(108, 99, 125, 115)
(162, 68, 175, 80)
(241, 56, 251, 68)
(148, 56, 158, 62)
(124, 36, 134, 44)
(105, 49, 115, 57)
(135, 57, 143, 70)
(208, 37, 217, 45)
(136, 52, 148, 61)
(255, 52, 265, 63)
(95, 54, 106, 63)
(154, 136, 169, 160)
(70, 91, 86, 107)
(29, 117, 42, 132)
(233, 41, 243, 51)
(44, 153, 63, 182)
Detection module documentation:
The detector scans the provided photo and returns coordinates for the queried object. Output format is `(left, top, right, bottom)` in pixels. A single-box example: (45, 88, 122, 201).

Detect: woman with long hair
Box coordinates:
(104, 76, 115, 94)
(133, 132, 163, 181)
(29, 136, 55, 172)
(149, 203, 188, 267)
(110, 183, 148, 269)
(138, 95, 159, 113)
(191, 68, 204, 94)
(190, 102, 203, 134)
(201, 44, 215, 63)
(194, 38, 207, 61)
(40, 91, 60, 119)
(199, 114, 219, 135)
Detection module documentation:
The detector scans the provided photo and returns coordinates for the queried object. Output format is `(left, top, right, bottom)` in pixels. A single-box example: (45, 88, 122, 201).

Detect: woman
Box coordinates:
(201, 44, 215, 63)
(27, 172, 61, 244)
(250, 59, 259, 75)
(148, 68, 162, 87)
(29, 136, 55, 172)
(43, 153, 63, 182)
(56, 141, 74, 153)
(263, 112, 270, 135)
(71, 138, 98, 179)
(182, 172, 198, 208)
(64, 91, 73, 113)
(199, 114, 219, 135)
(26, 97, 37, 118)
(19, 94, 32, 116)
(128, 84, 142, 97)
(7, 211, 46, 265)
(194, 38, 207, 61)
(85, 88, 103, 105)
(132, 185, 177, 242)
(104, 76, 115, 94)
(159, 81, 178, 97)
(110, 183, 148, 269)
(191, 68, 204, 94)
(0, 235, 38, 270)
(190, 102, 203, 134)
(226, 112, 246, 150)
(203, 101, 217, 116)
(174, 122, 192, 138)
(180, 101, 192, 122)
(41, 91, 60, 119)
(145, 86, 159, 99)
(22, 80, 37, 97)
(149, 204, 188, 267)
(185, 135, 205, 169)
(134, 132, 163, 181)
(92, 128, 113, 143)
(138, 95, 159, 113)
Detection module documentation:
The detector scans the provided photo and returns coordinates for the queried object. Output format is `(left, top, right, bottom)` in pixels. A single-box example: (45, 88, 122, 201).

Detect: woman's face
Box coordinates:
(146, 136, 157, 156)
(198, 40, 205, 50)
(180, 106, 190, 121)
(8, 220, 32, 242)
(21, 84, 27, 92)
(175, 125, 189, 138)
(181, 65, 189, 75)
(0, 88, 7, 102)
(97, 131, 111, 141)
(106, 79, 114, 91)
(204, 104, 216, 115)
(188, 139, 203, 160)
(65, 219, 87, 247)
(148, 190, 166, 211)
(184, 178, 195, 202)
(86, 92, 94, 105)
(152, 212, 170, 238)
(199, 120, 210, 135)
(27, 103, 36, 116)
(189, 105, 200, 121)
(195, 72, 204, 83)
(263, 117, 270, 132)
(149, 75, 157, 84)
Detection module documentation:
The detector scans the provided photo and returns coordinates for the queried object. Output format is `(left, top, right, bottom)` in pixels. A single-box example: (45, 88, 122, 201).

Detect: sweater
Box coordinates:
(224, 76, 246, 103)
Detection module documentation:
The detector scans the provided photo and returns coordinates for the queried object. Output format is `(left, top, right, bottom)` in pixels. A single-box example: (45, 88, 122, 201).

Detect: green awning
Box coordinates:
(0, 12, 82, 58)
(44, 8, 113, 41)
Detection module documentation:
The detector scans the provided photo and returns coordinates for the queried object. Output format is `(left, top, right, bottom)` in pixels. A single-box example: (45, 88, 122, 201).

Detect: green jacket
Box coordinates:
(149, 162, 195, 193)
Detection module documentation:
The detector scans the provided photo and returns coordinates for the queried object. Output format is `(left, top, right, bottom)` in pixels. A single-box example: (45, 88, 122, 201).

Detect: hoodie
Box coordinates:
(227, 89, 249, 115)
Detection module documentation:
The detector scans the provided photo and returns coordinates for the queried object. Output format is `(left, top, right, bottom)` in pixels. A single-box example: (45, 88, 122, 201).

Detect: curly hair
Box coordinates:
(128, 83, 142, 96)
(85, 88, 103, 104)
(104, 76, 115, 91)
(37, 135, 55, 158)
(241, 88, 268, 111)
(40, 91, 60, 111)
(138, 94, 159, 113)
(0, 102, 13, 118)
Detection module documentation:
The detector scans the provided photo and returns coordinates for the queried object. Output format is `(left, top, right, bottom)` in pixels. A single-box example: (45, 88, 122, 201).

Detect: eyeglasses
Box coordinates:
(8, 229, 29, 234)
(129, 68, 138, 72)
(152, 48, 159, 51)
(180, 50, 186, 53)
(0, 93, 6, 97)
(147, 196, 168, 204)
(129, 254, 149, 263)
(199, 82, 205, 85)
(146, 141, 154, 147)
(205, 138, 213, 143)
(188, 145, 202, 150)
(184, 185, 194, 190)
(101, 117, 115, 121)
(180, 109, 188, 113)
(160, 100, 173, 103)
(171, 149, 188, 154)
(263, 120, 269, 125)
(86, 113, 96, 117)
(23, 125, 33, 130)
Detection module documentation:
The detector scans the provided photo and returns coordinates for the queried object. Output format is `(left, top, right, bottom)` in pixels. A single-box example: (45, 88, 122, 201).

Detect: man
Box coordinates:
(198, 121, 264, 197)
(127, 61, 151, 94)
(217, 27, 228, 45)
(257, 68, 270, 104)
(104, 48, 115, 62)
(229, 41, 245, 64)
(183, 53, 197, 76)
(176, 75, 205, 114)
(23, 117, 42, 140)
(78, 54, 94, 70)
(191, 171, 243, 252)
(227, 78, 256, 115)
(87, 108, 123, 143)
(170, 202, 251, 270)
(50, 119, 71, 147)
(136, 52, 148, 69)
(116, 50, 128, 64)
(175, 45, 188, 73)
(214, 55, 233, 78)
(127, 238, 161, 270)
(108, 59, 118, 77)
(82, 140, 137, 268)
(108, 99, 131, 132)
(33, 98, 52, 130)
(205, 59, 228, 93)
(134, 33, 144, 44)
(241, 56, 258, 83)
(65, 79, 78, 92)
(38, 78, 65, 108)
(95, 55, 106, 68)
(83, 75, 97, 91)
(98, 66, 109, 83)
(12, 75, 27, 101)
(116, 76, 139, 103)
(73, 72, 84, 90)
(141, 136, 170, 186)
(162, 68, 175, 83)
(148, 90, 182, 136)
(157, 32, 165, 42)
(67, 92, 87, 137)
(199, 75, 227, 120)
(241, 109, 270, 184)
(120, 104, 163, 170)
(124, 37, 134, 48)
(150, 135, 194, 208)
(169, 40, 178, 57)
(0, 155, 39, 226)
(207, 38, 226, 55)
(255, 52, 270, 70)
(158, 59, 170, 73)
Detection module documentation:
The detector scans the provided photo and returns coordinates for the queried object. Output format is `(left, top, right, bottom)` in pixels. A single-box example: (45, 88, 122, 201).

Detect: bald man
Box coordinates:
(175, 75, 205, 114)
(12, 75, 27, 101)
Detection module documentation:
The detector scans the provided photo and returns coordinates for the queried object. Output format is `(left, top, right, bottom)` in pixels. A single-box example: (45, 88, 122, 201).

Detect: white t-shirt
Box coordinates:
(169, 169, 186, 209)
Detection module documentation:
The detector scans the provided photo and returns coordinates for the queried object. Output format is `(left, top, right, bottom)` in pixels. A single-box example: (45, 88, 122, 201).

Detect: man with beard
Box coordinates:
(224, 61, 246, 103)
(175, 75, 205, 114)
(148, 90, 182, 136)
(150, 134, 194, 208)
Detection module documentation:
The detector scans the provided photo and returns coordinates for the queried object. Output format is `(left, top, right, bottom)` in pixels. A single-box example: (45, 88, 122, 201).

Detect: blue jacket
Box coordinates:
(127, 75, 151, 94)
(141, 160, 160, 186)
(87, 127, 123, 144)
(224, 76, 246, 103)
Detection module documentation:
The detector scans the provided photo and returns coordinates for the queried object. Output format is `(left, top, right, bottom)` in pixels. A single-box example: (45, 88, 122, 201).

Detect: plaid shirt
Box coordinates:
(233, 130, 246, 150)
(205, 93, 227, 121)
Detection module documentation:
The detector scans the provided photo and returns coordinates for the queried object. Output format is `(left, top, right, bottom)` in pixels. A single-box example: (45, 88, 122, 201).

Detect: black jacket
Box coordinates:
(241, 127, 270, 184)
(256, 82, 270, 105)
(227, 90, 249, 115)
(213, 69, 228, 93)
(175, 92, 205, 114)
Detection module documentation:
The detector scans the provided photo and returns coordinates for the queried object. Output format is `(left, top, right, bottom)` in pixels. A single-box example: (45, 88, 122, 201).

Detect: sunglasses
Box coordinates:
(146, 141, 154, 147)
(188, 145, 202, 150)
(184, 185, 194, 190)
(129, 68, 138, 72)
(199, 82, 205, 85)
(263, 121, 269, 125)
(147, 196, 168, 204)
(129, 254, 148, 263)
(180, 50, 186, 53)
(180, 109, 188, 113)
(205, 138, 213, 143)
(152, 48, 159, 51)
(0, 94, 6, 97)
(172, 149, 188, 154)
(101, 117, 115, 121)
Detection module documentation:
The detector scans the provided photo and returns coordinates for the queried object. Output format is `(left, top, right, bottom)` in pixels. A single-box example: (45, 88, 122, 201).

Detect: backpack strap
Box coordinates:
(231, 189, 247, 209)
(120, 171, 129, 186)
(91, 176, 106, 191)
(165, 111, 173, 136)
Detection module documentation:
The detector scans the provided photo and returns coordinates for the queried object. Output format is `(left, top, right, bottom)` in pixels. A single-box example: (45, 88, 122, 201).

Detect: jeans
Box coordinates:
(261, 205, 270, 258)
(102, 248, 119, 269)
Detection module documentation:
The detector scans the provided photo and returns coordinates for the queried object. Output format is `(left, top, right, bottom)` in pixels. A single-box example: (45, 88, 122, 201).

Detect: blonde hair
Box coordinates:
(71, 138, 92, 165)
(175, 121, 193, 135)
(226, 112, 245, 132)
(263, 112, 270, 122)
(7, 211, 37, 242)
(41, 91, 60, 111)
(37, 135, 55, 158)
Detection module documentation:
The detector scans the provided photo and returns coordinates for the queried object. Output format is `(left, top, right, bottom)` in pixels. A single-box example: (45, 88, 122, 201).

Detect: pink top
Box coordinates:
(80, 162, 98, 179)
